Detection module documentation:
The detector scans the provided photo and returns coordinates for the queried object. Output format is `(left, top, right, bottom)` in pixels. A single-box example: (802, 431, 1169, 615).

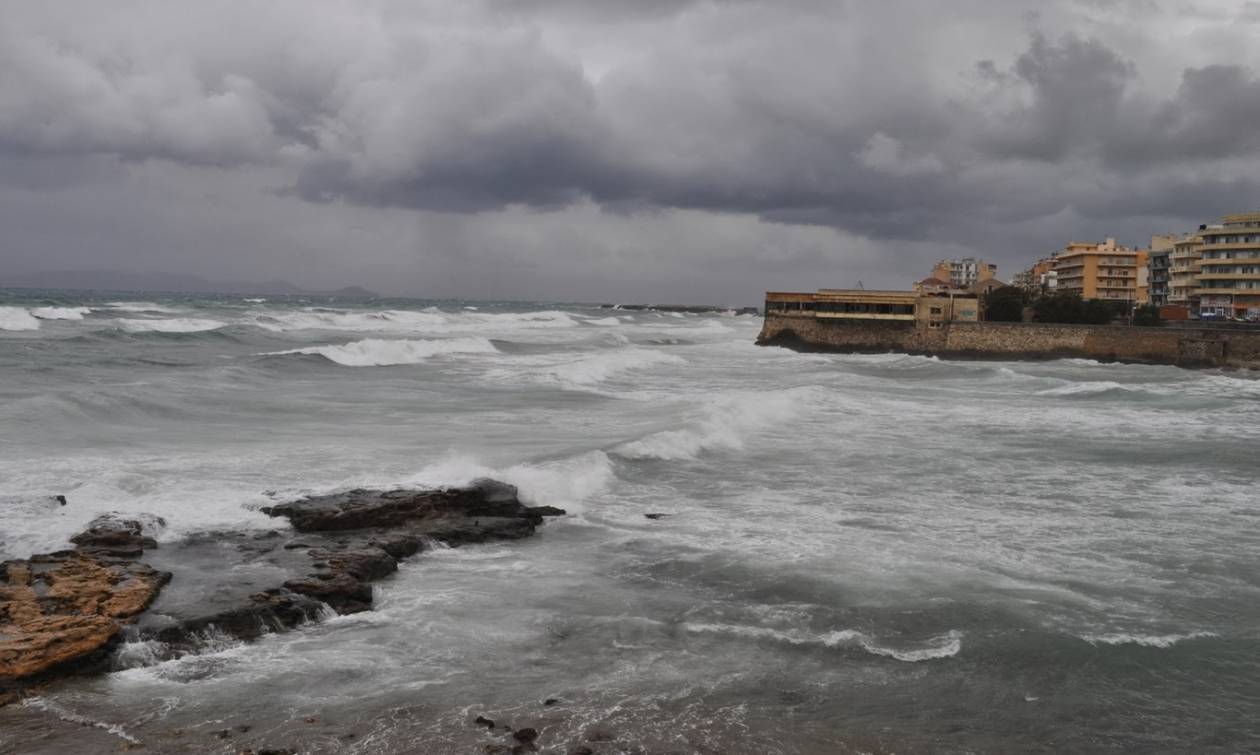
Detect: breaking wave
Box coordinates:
(1081, 631, 1218, 648)
(0, 306, 41, 331)
(683, 623, 963, 662)
(266, 337, 498, 366)
(405, 450, 614, 511)
(538, 348, 686, 387)
(251, 308, 581, 334)
(105, 301, 180, 313)
(31, 306, 92, 320)
(616, 386, 819, 461)
(115, 317, 227, 333)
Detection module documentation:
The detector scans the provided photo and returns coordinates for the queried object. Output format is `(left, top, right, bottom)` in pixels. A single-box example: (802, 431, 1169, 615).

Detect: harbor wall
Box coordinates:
(757, 313, 1260, 369)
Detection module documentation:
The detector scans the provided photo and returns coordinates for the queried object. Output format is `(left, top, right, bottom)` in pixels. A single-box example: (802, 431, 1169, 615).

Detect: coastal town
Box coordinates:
(759, 209, 1260, 369)
(767, 209, 1260, 325)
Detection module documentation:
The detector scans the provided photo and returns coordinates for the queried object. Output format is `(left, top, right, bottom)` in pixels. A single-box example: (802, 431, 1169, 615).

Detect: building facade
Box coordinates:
(931, 258, 997, 289)
(1053, 238, 1148, 303)
(1144, 234, 1176, 308)
(764, 289, 979, 329)
(1168, 234, 1202, 313)
(1195, 212, 1260, 318)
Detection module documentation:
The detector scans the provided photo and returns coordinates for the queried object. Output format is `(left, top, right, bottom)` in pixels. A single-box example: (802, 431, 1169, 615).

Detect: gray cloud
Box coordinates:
(1, 0, 1259, 302)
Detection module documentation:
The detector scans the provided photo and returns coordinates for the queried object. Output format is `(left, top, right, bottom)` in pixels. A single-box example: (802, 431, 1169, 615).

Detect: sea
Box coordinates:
(1, 290, 1258, 754)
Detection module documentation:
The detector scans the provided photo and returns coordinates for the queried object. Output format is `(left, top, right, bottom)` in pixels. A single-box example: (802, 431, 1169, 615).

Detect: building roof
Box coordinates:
(916, 277, 949, 286)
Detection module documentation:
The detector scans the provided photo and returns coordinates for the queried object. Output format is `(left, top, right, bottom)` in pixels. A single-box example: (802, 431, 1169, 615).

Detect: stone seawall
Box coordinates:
(757, 313, 1260, 369)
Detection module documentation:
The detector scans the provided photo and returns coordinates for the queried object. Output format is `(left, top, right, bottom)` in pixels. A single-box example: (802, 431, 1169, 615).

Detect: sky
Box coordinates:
(2, 0, 1260, 305)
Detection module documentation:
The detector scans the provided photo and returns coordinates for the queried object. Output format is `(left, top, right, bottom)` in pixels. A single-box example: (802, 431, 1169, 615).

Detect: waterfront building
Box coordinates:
(1054, 238, 1147, 303)
(764, 289, 979, 329)
(930, 258, 997, 289)
(1168, 234, 1202, 313)
(1195, 212, 1260, 318)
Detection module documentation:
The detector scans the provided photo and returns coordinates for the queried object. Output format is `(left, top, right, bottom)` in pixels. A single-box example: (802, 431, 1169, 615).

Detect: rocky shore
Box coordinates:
(0, 480, 564, 706)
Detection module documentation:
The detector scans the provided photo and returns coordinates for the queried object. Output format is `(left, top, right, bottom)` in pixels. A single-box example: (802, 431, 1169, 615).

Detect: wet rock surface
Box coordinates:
(0, 514, 172, 685)
(0, 480, 564, 703)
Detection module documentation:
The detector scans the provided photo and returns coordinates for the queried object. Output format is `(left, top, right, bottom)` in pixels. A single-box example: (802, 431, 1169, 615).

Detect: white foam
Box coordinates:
(1036, 381, 1133, 397)
(251, 308, 581, 335)
(531, 348, 686, 388)
(30, 306, 92, 320)
(584, 317, 623, 326)
(405, 451, 613, 511)
(244, 298, 267, 303)
(1081, 631, 1217, 648)
(106, 301, 179, 313)
(115, 317, 226, 333)
(616, 386, 818, 461)
(0, 306, 40, 331)
(683, 623, 962, 662)
(267, 337, 498, 366)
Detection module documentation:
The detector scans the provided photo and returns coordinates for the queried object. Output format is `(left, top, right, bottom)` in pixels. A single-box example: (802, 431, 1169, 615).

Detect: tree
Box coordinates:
(1133, 304, 1163, 327)
(1032, 291, 1085, 323)
(984, 286, 1027, 322)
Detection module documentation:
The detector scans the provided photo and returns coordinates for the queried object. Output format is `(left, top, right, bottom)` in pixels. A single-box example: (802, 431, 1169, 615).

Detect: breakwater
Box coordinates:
(757, 312, 1260, 369)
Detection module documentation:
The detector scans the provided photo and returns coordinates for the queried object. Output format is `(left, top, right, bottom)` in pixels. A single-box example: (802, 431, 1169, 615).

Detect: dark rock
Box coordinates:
(644, 513, 669, 520)
(257, 749, 297, 755)
(474, 715, 496, 728)
(514, 727, 539, 745)
(543, 698, 559, 706)
(570, 748, 595, 755)
(54, 495, 67, 506)
(284, 573, 373, 614)
(69, 513, 165, 552)
(527, 506, 566, 517)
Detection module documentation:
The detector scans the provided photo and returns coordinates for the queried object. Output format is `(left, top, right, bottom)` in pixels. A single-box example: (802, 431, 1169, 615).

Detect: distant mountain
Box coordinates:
(1, 270, 378, 298)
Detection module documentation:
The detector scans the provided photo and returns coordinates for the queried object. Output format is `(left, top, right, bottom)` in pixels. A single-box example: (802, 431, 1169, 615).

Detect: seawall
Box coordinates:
(756, 313, 1260, 369)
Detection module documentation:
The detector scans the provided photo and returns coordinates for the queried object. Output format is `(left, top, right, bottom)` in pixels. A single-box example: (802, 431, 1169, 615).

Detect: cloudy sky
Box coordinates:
(3, 0, 1259, 304)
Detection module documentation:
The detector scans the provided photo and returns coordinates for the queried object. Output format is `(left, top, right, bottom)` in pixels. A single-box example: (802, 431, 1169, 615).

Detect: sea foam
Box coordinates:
(31, 306, 92, 320)
(116, 317, 226, 333)
(683, 622, 963, 662)
(616, 386, 818, 461)
(1081, 631, 1218, 648)
(268, 337, 498, 366)
(0, 307, 41, 331)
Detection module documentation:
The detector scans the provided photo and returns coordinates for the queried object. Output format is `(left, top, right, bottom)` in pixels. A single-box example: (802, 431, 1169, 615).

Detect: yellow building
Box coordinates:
(1168, 234, 1202, 311)
(1053, 238, 1148, 303)
(1194, 212, 1260, 318)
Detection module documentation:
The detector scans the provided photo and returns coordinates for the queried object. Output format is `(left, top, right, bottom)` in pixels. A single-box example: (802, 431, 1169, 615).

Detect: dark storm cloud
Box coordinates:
(2, 0, 1259, 300)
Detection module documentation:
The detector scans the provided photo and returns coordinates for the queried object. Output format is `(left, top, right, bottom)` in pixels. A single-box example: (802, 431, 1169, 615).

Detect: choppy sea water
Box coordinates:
(2, 290, 1259, 754)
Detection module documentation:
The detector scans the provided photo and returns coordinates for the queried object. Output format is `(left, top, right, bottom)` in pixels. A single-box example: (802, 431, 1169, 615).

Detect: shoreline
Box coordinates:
(0, 480, 564, 707)
(757, 314, 1260, 370)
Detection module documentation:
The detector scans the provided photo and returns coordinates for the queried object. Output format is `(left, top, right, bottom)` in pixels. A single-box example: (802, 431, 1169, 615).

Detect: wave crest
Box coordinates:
(616, 386, 818, 461)
(683, 622, 962, 662)
(31, 306, 92, 320)
(266, 337, 498, 366)
(0, 306, 41, 331)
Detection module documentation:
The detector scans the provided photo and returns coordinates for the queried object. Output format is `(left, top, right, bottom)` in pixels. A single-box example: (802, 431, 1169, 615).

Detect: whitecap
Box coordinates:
(683, 622, 962, 662)
(30, 306, 92, 320)
(1081, 631, 1217, 648)
(0, 306, 40, 331)
(115, 317, 226, 333)
(266, 337, 498, 366)
(616, 385, 819, 461)
(405, 451, 613, 511)
(106, 301, 179, 313)
(527, 349, 686, 388)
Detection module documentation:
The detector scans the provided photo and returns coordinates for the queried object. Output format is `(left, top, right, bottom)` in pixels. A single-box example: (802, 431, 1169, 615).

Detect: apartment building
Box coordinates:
(1195, 212, 1260, 318)
(1145, 234, 1177, 307)
(1053, 238, 1148, 303)
(1168, 234, 1202, 312)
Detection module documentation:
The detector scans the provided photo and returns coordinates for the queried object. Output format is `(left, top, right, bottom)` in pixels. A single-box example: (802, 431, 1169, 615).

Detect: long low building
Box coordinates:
(764, 289, 980, 328)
